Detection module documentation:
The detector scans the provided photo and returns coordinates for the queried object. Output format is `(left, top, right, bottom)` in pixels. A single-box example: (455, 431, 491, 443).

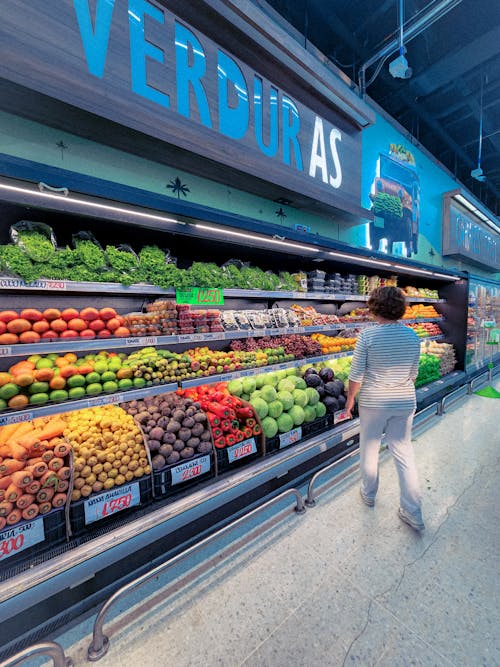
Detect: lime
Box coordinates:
(102, 380, 118, 393)
(28, 381, 50, 395)
(0, 383, 20, 400)
(86, 371, 100, 384)
(133, 377, 146, 389)
(29, 393, 49, 405)
(36, 358, 54, 370)
(94, 361, 108, 374)
(68, 386, 86, 400)
(100, 371, 116, 383)
(67, 374, 86, 388)
(86, 382, 103, 396)
(46, 353, 59, 361)
(27, 354, 42, 364)
(118, 378, 133, 390)
(50, 389, 68, 403)
(108, 360, 122, 372)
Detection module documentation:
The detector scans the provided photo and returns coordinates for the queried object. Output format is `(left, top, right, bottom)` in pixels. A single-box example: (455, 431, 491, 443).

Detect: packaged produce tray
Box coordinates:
(0, 508, 66, 565)
(152, 450, 215, 498)
(69, 475, 152, 536)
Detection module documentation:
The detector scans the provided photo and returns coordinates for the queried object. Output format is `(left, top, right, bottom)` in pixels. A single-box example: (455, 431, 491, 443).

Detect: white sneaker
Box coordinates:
(360, 487, 375, 507)
(398, 507, 425, 532)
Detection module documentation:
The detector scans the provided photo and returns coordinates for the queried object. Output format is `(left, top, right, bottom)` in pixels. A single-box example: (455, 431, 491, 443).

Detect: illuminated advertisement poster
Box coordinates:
(368, 143, 419, 257)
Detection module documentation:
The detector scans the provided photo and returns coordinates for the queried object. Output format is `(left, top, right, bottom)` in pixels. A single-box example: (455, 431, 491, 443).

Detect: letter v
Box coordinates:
(73, 0, 115, 78)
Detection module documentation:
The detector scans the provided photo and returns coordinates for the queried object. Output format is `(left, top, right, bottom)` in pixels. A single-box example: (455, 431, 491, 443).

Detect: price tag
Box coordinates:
(279, 427, 302, 449)
(170, 455, 211, 485)
(436, 380, 444, 384)
(125, 336, 158, 347)
(0, 346, 12, 356)
(0, 517, 45, 560)
(204, 333, 219, 340)
(0, 411, 33, 427)
(219, 373, 235, 382)
(87, 393, 124, 408)
(84, 483, 141, 525)
(176, 287, 224, 305)
(333, 409, 349, 424)
(227, 437, 257, 462)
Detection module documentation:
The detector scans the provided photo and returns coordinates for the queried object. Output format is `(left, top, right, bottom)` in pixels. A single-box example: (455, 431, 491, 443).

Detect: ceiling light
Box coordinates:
(0, 181, 182, 226)
(431, 273, 461, 280)
(327, 251, 393, 267)
(393, 264, 431, 275)
(194, 223, 320, 252)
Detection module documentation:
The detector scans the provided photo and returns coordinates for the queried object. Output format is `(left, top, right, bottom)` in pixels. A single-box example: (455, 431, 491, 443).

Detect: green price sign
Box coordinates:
(176, 287, 224, 305)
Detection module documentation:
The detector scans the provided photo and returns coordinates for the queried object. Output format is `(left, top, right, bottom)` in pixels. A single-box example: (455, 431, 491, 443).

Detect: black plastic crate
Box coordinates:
(302, 416, 329, 437)
(152, 451, 215, 498)
(215, 436, 263, 474)
(0, 508, 66, 565)
(69, 475, 152, 536)
(265, 417, 329, 455)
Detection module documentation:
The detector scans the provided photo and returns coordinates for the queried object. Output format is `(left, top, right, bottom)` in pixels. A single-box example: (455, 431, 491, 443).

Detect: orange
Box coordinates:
(64, 352, 78, 363)
(0, 372, 12, 386)
(55, 357, 69, 368)
(49, 376, 66, 390)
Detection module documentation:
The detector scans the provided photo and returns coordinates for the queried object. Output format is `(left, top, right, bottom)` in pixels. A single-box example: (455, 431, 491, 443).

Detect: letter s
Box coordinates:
(329, 128, 342, 189)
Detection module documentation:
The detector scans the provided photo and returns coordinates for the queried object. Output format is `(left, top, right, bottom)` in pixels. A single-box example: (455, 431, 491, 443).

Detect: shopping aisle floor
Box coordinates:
(46, 386, 499, 667)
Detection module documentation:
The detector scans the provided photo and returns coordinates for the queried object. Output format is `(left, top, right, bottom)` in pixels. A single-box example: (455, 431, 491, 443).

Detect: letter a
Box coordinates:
(309, 116, 328, 183)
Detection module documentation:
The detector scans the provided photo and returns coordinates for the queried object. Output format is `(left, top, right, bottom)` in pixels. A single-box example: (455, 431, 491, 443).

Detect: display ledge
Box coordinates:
(0, 382, 178, 426)
(419, 335, 445, 342)
(0, 324, 373, 358)
(0, 418, 359, 607)
(415, 370, 465, 400)
(0, 352, 352, 424)
(0, 278, 446, 303)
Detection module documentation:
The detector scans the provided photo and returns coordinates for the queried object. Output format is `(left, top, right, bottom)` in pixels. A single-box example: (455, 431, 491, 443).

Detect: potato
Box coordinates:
(180, 447, 194, 459)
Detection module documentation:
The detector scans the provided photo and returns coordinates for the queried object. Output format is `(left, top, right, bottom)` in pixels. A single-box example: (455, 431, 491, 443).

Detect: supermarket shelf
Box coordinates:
(415, 370, 465, 400)
(0, 382, 178, 426)
(0, 324, 373, 358)
(180, 351, 353, 388)
(403, 317, 444, 324)
(419, 335, 445, 342)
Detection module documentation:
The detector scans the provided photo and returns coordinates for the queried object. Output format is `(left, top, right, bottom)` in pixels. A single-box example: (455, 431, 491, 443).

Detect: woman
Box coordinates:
(345, 286, 424, 531)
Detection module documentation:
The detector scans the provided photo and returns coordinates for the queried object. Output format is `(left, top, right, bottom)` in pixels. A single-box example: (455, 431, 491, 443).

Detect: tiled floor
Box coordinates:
(42, 383, 500, 666)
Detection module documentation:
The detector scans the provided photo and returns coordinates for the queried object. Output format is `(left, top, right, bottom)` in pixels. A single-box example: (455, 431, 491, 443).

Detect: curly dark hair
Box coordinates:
(367, 286, 406, 321)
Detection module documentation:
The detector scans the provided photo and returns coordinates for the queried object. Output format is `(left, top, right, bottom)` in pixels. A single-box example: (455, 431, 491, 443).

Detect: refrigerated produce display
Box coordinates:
(466, 276, 500, 371)
(0, 201, 475, 658)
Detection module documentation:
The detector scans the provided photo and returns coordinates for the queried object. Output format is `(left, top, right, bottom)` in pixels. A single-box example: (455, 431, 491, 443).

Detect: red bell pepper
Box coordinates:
(234, 430, 245, 443)
(236, 406, 254, 420)
(206, 412, 220, 427)
(225, 433, 237, 446)
(253, 424, 262, 436)
(221, 419, 233, 432)
(206, 402, 231, 418)
(214, 436, 226, 449)
(245, 418, 256, 428)
(212, 427, 223, 439)
(243, 426, 253, 439)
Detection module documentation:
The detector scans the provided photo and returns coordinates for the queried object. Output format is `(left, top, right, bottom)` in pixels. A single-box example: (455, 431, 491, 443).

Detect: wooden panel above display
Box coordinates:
(0, 0, 373, 223)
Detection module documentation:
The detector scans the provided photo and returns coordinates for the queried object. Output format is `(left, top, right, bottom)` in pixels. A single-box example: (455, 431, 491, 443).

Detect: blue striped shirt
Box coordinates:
(349, 323, 420, 409)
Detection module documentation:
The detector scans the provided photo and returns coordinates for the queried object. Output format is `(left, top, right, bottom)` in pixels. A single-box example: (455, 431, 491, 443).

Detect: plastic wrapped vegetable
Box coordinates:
(11, 221, 57, 262)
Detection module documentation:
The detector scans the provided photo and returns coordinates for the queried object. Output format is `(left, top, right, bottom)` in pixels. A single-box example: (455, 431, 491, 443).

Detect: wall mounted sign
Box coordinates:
(442, 195, 499, 271)
(0, 0, 371, 220)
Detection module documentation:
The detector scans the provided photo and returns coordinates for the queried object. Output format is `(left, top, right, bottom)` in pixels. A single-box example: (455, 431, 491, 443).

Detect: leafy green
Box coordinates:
(16, 230, 55, 262)
(74, 239, 107, 270)
(0, 245, 44, 283)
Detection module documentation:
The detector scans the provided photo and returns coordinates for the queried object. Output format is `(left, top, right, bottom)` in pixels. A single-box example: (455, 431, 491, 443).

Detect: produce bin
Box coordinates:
(265, 416, 329, 455)
(215, 434, 264, 474)
(69, 475, 152, 536)
(0, 508, 66, 567)
(152, 450, 215, 498)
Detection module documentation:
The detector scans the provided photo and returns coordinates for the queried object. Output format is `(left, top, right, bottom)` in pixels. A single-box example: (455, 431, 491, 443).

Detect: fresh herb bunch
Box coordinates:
(0, 245, 43, 283)
(74, 239, 107, 270)
(17, 230, 55, 262)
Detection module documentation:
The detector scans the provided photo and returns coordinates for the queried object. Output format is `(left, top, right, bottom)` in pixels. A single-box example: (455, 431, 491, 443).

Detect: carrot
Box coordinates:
(15, 431, 41, 450)
(58, 466, 71, 481)
(38, 420, 67, 441)
(22, 504, 39, 521)
(10, 470, 33, 488)
(47, 437, 63, 449)
(0, 442, 28, 461)
(52, 493, 67, 508)
(0, 423, 21, 445)
(53, 442, 70, 458)
(40, 470, 58, 487)
(41, 450, 54, 463)
(26, 479, 41, 495)
(16, 493, 35, 509)
(5, 422, 33, 443)
(5, 484, 22, 503)
(48, 457, 64, 472)
(0, 501, 14, 517)
(0, 476, 12, 490)
(57, 479, 69, 492)
(38, 501, 52, 515)
(0, 516, 6, 530)
(6, 508, 22, 525)
(0, 459, 25, 476)
(27, 460, 47, 477)
(0, 491, 4, 502)
(36, 486, 55, 503)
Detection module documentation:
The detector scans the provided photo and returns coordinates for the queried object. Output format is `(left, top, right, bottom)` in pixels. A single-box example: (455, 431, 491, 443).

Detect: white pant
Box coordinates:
(359, 406, 422, 519)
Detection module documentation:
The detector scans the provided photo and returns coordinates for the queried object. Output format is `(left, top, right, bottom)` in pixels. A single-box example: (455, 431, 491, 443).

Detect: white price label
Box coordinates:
(227, 438, 257, 462)
(87, 393, 124, 408)
(0, 517, 45, 560)
(219, 373, 234, 382)
(0, 412, 33, 427)
(333, 409, 349, 425)
(84, 483, 141, 524)
(178, 334, 193, 342)
(0, 346, 12, 356)
(279, 427, 302, 449)
(170, 455, 211, 485)
(204, 333, 218, 340)
(125, 336, 158, 346)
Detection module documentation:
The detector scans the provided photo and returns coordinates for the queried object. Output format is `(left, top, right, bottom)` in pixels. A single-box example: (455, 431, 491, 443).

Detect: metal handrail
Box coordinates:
(441, 384, 469, 413)
(470, 371, 490, 393)
(0, 642, 73, 667)
(87, 487, 305, 660)
(305, 448, 360, 507)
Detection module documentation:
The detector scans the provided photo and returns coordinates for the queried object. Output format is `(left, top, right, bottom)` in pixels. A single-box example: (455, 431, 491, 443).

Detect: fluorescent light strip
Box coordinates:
(431, 273, 460, 280)
(0, 182, 181, 225)
(194, 223, 319, 252)
(394, 264, 432, 276)
(328, 251, 392, 267)
(453, 194, 500, 233)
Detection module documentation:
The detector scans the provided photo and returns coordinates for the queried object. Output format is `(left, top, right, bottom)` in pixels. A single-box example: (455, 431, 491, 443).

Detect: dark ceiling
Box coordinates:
(259, 0, 500, 217)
